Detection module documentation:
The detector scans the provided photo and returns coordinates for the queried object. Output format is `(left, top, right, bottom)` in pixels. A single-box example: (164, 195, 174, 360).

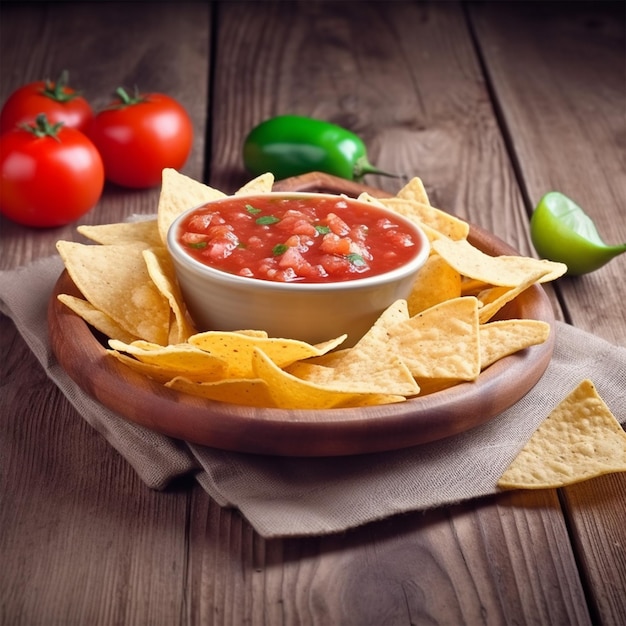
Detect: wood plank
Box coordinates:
(469, 2, 626, 624)
(0, 318, 192, 626)
(203, 2, 590, 623)
(184, 487, 590, 625)
(1, 3, 211, 624)
(468, 0, 626, 347)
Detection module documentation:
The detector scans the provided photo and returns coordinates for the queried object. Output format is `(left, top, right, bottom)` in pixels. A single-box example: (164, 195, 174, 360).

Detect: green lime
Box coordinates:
(530, 192, 626, 276)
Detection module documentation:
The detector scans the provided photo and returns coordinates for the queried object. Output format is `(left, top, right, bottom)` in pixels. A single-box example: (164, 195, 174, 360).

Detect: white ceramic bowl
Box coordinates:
(167, 192, 430, 346)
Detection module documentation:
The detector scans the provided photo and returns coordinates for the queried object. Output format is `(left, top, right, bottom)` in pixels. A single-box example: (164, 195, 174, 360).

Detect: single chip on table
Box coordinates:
(498, 379, 626, 489)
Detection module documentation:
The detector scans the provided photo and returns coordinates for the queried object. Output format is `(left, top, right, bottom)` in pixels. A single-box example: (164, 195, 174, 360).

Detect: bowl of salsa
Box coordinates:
(167, 192, 430, 346)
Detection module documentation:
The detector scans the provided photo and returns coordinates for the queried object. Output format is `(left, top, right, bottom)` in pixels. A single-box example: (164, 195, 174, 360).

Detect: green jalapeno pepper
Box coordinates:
(243, 114, 396, 181)
(530, 191, 626, 275)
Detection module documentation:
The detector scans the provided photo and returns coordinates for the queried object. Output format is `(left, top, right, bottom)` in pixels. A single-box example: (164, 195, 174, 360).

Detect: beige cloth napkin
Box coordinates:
(1, 256, 625, 538)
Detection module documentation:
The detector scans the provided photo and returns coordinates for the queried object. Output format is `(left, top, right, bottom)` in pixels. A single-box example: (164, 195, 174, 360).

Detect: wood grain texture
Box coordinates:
(468, 0, 626, 347)
(469, 4, 626, 625)
(0, 318, 192, 626)
(183, 488, 589, 625)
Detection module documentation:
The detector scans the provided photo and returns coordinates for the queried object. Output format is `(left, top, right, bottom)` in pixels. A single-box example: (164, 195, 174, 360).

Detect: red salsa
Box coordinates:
(177, 194, 421, 283)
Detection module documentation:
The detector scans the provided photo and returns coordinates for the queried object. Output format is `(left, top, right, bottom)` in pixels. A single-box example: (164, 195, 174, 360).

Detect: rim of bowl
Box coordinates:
(166, 191, 431, 292)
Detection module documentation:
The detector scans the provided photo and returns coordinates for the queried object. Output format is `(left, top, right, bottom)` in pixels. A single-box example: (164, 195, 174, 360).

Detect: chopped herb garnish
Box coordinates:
(346, 253, 366, 266)
(256, 215, 280, 225)
(188, 241, 208, 249)
(315, 225, 331, 235)
(272, 243, 289, 256)
(245, 204, 262, 214)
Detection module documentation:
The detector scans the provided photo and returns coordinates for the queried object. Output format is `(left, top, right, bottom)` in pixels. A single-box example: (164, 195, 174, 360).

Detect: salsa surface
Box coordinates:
(177, 194, 421, 283)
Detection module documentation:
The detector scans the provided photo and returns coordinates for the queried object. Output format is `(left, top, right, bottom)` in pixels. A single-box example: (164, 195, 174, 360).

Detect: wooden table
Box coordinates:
(1, 2, 624, 624)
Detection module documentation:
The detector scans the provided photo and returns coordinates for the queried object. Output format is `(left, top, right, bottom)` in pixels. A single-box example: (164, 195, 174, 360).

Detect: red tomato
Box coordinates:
(0, 115, 104, 228)
(88, 88, 193, 189)
(0, 71, 93, 135)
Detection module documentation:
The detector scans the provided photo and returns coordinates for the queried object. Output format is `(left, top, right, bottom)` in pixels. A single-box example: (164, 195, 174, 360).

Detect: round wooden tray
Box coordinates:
(48, 173, 555, 457)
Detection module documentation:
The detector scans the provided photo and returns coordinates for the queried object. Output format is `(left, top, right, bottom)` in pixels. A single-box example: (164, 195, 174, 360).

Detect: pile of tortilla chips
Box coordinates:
(56, 168, 567, 410)
(56, 169, 626, 491)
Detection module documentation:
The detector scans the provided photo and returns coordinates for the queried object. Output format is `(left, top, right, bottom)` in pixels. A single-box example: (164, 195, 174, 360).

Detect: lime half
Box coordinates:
(530, 192, 626, 276)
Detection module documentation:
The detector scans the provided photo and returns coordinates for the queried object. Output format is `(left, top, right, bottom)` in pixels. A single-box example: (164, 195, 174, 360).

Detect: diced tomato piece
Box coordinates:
(246, 236, 264, 250)
(319, 254, 351, 275)
(203, 230, 239, 260)
(181, 232, 209, 245)
(385, 228, 415, 247)
(187, 211, 225, 232)
(325, 212, 351, 236)
(320, 233, 352, 255)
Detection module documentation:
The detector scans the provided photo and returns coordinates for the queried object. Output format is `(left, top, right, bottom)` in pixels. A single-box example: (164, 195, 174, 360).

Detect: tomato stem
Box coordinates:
(21, 113, 63, 141)
(41, 70, 81, 103)
(114, 86, 147, 107)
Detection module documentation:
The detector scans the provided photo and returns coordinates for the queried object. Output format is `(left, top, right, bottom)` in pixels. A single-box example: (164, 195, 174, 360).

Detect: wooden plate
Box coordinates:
(48, 173, 555, 457)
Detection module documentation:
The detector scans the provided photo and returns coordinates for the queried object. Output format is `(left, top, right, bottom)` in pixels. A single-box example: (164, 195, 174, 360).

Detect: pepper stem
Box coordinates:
(353, 155, 403, 181)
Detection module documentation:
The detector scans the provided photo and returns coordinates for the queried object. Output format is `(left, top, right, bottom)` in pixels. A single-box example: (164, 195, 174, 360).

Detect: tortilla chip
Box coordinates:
(479, 319, 551, 369)
(56, 241, 170, 345)
(108, 339, 227, 382)
(432, 238, 567, 286)
(142, 247, 196, 343)
(167, 374, 275, 407)
(252, 348, 405, 409)
(396, 176, 431, 206)
(407, 253, 462, 316)
(157, 168, 226, 245)
(477, 268, 550, 324)
(287, 356, 420, 397)
(57, 294, 139, 344)
(498, 380, 626, 489)
(390, 296, 481, 381)
(379, 197, 470, 241)
(77, 219, 162, 248)
(188, 331, 346, 378)
(235, 172, 275, 195)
